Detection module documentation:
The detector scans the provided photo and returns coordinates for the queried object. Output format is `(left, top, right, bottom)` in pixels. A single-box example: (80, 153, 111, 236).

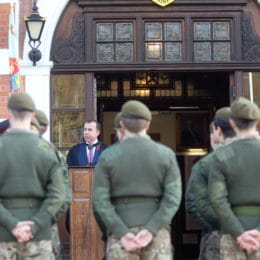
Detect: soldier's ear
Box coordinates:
(229, 118, 236, 130)
(119, 120, 125, 130)
(145, 121, 150, 131)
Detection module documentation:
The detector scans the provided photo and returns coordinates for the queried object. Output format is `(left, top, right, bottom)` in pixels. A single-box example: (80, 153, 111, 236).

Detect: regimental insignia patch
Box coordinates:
(152, 0, 175, 7)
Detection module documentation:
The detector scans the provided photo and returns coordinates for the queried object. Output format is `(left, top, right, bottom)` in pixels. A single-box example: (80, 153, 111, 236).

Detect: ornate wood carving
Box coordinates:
(52, 14, 85, 64)
(77, 0, 247, 6)
(242, 12, 260, 61)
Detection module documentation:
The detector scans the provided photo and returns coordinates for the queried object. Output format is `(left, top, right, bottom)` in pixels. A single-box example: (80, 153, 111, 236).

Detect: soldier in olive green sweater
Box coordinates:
(185, 107, 236, 259)
(209, 97, 260, 258)
(93, 100, 182, 259)
(0, 93, 71, 259)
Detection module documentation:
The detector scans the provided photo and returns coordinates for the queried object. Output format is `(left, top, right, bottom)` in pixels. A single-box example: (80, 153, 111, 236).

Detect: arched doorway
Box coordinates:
(49, 1, 234, 259)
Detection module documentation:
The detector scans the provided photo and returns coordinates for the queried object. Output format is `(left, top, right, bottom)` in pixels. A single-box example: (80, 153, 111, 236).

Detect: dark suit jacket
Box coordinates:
(65, 141, 108, 233)
(66, 141, 108, 166)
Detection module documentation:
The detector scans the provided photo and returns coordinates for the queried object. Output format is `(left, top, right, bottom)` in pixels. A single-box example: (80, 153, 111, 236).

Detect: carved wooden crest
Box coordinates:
(152, 0, 175, 7)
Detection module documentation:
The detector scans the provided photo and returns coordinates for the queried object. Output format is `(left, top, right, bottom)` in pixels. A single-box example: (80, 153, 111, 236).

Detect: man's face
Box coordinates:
(83, 122, 100, 144)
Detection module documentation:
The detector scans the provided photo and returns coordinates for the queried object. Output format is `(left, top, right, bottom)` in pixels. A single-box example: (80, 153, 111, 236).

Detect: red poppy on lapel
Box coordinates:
(96, 145, 101, 151)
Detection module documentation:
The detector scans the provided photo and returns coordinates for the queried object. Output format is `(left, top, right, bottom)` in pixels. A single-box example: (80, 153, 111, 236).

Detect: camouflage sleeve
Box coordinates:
(208, 152, 244, 238)
(143, 151, 182, 235)
(93, 156, 130, 239)
(185, 162, 212, 232)
(193, 158, 220, 231)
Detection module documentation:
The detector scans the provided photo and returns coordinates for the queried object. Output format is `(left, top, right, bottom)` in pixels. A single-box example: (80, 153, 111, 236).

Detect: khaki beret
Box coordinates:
(121, 100, 152, 121)
(114, 112, 122, 129)
(35, 109, 49, 126)
(8, 92, 35, 112)
(231, 97, 260, 120)
(31, 117, 41, 131)
(214, 107, 231, 122)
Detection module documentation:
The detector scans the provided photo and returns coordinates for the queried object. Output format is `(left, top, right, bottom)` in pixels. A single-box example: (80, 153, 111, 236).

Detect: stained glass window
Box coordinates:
(193, 21, 231, 61)
(145, 22, 183, 62)
(96, 22, 134, 62)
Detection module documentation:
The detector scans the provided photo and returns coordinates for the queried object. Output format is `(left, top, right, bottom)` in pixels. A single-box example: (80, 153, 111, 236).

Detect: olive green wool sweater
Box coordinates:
(209, 137, 260, 238)
(93, 135, 182, 239)
(0, 130, 68, 242)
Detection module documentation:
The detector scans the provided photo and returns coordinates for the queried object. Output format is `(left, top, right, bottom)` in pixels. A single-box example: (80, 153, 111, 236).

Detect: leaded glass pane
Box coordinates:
(213, 22, 230, 40)
(155, 89, 175, 96)
(146, 43, 163, 61)
(135, 73, 147, 85)
(194, 42, 211, 61)
(116, 23, 133, 41)
(96, 23, 113, 42)
(165, 42, 182, 61)
(175, 80, 183, 96)
(96, 43, 114, 62)
(213, 42, 230, 61)
(194, 22, 211, 41)
(115, 43, 133, 62)
(52, 111, 85, 148)
(123, 80, 131, 90)
(123, 89, 150, 97)
(158, 72, 170, 85)
(52, 74, 85, 109)
(145, 22, 162, 41)
(164, 22, 182, 41)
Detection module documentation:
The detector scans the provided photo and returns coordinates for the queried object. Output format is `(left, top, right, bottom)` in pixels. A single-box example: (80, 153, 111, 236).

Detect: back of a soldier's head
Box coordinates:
(35, 109, 49, 136)
(213, 107, 235, 138)
(8, 93, 35, 112)
(230, 97, 260, 130)
(7, 93, 36, 122)
(35, 109, 49, 127)
(120, 100, 151, 133)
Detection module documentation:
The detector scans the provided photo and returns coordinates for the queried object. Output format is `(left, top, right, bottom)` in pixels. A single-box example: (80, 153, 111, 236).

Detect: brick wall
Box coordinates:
(0, 75, 9, 118)
(0, 4, 10, 119)
(0, 1, 30, 120)
(0, 4, 9, 49)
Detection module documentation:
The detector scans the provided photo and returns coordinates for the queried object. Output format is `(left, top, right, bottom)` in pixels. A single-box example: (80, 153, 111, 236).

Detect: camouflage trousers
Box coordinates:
(106, 227, 173, 260)
(220, 234, 260, 260)
(51, 224, 62, 260)
(0, 240, 55, 260)
(199, 231, 220, 260)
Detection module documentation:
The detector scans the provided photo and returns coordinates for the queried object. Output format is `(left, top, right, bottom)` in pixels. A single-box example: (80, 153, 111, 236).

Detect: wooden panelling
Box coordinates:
(69, 167, 104, 260)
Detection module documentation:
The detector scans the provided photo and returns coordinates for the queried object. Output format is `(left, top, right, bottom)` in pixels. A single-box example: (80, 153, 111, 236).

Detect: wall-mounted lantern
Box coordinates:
(24, 1, 46, 66)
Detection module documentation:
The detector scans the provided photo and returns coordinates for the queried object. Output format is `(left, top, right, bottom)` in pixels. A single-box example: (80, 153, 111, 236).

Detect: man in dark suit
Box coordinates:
(66, 119, 107, 166)
(66, 120, 107, 233)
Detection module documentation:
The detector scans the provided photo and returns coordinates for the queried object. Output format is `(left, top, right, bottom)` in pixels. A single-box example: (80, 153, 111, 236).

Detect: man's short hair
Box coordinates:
(121, 117, 148, 133)
(86, 120, 101, 131)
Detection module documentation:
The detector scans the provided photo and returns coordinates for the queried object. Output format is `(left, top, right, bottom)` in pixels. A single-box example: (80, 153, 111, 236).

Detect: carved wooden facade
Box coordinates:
(51, 1, 260, 259)
(51, 0, 260, 68)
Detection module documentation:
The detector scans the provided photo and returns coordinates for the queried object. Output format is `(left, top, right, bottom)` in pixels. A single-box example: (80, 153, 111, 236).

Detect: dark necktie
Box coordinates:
(87, 143, 99, 164)
(88, 145, 94, 164)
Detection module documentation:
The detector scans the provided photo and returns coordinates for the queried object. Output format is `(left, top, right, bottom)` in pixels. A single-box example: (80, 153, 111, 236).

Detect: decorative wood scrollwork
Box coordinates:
(242, 12, 260, 62)
(52, 14, 85, 64)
